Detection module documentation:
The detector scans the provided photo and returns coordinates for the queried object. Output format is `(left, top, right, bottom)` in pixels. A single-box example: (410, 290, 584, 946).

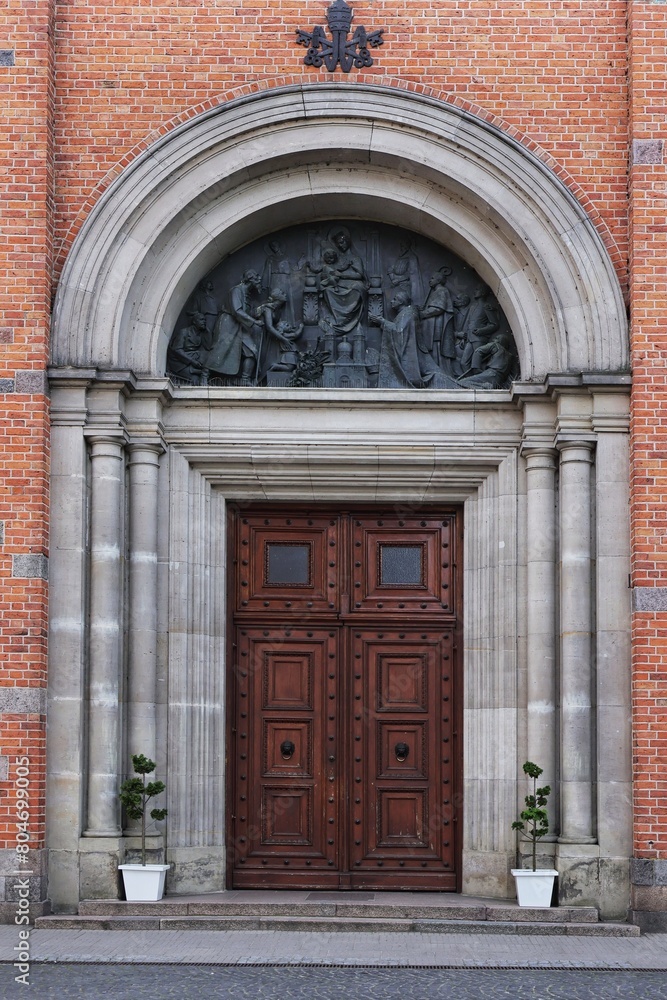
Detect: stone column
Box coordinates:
(46, 376, 93, 910)
(84, 436, 125, 838)
(557, 440, 596, 844)
(127, 444, 163, 770)
(592, 388, 632, 917)
(523, 447, 558, 812)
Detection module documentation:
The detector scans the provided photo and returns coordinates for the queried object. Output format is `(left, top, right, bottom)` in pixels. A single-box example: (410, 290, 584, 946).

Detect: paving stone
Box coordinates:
(2, 964, 667, 999)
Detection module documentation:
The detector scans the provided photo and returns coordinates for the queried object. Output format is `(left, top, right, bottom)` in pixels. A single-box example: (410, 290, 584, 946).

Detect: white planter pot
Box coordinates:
(118, 864, 170, 901)
(511, 868, 558, 908)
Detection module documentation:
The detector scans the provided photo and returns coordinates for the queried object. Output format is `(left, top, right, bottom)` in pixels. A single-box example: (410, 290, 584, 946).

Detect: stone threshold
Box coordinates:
(35, 891, 640, 937)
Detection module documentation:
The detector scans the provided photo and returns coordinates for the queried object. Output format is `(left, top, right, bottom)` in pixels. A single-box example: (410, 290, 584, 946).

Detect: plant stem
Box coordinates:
(533, 778, 537, 871)
(141, 771, 146, 866)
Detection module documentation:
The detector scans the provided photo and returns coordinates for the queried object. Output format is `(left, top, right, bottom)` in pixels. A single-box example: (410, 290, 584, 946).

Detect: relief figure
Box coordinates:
(262, 240, 303, 326)
(205, 269, 263, 380)
(417, 267, 456, 374)
(387, 239, 423, 313)
(187, 280, 221, 349)
(372, 290, 424, 389)
(458, 286, 500, 372)
(316, 226, 369, 339)
(257, 288, 304, 376)
(458, 331, 515, 388)
(167, 311, 208, 385)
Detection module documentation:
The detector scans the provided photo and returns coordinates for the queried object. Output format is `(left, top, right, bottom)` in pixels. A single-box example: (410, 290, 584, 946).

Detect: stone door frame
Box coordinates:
(47, 84, 631, 915)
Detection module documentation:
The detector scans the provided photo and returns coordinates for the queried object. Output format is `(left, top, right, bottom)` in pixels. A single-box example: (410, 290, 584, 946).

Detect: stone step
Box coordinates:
(75, 899, 600, 923)
(35, 912, 640, 937)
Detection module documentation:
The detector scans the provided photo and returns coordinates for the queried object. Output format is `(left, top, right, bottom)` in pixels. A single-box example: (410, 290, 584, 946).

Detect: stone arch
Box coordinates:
(52, 84, 628, 380)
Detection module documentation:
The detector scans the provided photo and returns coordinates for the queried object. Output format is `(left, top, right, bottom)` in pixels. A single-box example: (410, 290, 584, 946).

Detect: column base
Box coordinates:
(166, 847, 226, 894)
(461, 849, 516, 899)
(78, 836, 124, 900)
(555, 844, 631, 918)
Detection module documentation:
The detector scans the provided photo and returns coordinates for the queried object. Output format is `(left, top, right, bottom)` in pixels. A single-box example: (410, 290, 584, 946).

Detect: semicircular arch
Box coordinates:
(52, 84, 628, 380)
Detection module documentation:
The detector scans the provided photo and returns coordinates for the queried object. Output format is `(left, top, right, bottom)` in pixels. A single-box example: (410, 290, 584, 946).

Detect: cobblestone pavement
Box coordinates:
(3, 964, 667, 999)
(2, 927, 666, 969)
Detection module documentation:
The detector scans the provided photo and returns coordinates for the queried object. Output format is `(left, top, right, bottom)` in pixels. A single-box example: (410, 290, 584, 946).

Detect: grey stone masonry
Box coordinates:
(0, 50, 14, 66)
(0, 687, 46, 714)
(632, 858, 667, 886)
(14, 370, 49, 395)
(0, 849, 50, 922)
(632, 139, 664, 164)
(12, 553, 48, 580)
(632, 586, 667, 611)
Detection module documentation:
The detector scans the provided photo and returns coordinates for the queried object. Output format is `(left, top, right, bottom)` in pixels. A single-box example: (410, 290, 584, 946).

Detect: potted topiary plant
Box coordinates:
(511, 760, 558, 907)
(118, 754, 170, 901)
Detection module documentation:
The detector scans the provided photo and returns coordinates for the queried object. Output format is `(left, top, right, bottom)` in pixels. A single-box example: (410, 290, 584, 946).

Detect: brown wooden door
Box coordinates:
(228, 508, 462, 890)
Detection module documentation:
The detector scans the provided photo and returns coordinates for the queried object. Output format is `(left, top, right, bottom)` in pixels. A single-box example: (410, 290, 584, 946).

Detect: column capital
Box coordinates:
(87, 435, 126, 459)
(127, 441, 165, 463)
(521, 443, 558, 464)
(556, 439, 595, 459)
(50, 381, 92, 427)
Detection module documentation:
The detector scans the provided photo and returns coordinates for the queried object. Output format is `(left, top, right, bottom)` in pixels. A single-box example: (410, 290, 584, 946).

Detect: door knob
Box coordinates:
(394, 742, 410, 762)
(280, 740, 295, 760)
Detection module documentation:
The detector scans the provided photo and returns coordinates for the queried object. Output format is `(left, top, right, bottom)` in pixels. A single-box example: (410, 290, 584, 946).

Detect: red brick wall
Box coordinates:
(52, 1, 629, 287)
(0, 0, 53, 849)
(629, 1, 667, 860)
(6, 0, 664, 866)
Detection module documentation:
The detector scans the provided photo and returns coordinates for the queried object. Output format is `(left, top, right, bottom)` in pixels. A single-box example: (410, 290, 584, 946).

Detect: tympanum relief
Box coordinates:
(167, 222, 519, 389)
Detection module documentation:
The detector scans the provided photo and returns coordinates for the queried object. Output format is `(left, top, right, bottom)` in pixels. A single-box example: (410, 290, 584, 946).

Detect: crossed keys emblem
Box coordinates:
(296, 0, 384, 74)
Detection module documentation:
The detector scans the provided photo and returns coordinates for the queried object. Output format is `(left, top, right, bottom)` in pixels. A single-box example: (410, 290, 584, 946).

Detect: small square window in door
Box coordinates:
(379, 544, 424, 586)
(266, 543, 312, 586)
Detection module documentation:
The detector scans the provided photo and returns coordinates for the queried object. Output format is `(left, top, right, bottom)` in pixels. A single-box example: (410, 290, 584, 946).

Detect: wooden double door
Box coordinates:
(228, 507, 462, 890)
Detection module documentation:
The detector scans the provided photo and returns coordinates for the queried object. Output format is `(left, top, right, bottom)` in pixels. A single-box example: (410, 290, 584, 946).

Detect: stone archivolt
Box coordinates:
(52, 85, 627, 381)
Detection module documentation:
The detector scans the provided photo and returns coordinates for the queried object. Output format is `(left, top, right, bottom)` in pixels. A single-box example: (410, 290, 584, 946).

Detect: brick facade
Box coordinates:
(1, 0, 665, 923)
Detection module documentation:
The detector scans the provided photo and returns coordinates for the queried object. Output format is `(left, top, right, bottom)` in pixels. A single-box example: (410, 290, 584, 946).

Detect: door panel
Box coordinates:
(350, 514, 455, 615)
(349, 629, 456, 889)
(229, 508, 461, 891)
(233, 627, 340, 886)
(236, 515, 340, 615)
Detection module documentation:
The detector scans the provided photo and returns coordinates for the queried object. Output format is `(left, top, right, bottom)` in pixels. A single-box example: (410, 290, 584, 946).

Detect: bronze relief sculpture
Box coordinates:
(167, 221, 520, 390)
